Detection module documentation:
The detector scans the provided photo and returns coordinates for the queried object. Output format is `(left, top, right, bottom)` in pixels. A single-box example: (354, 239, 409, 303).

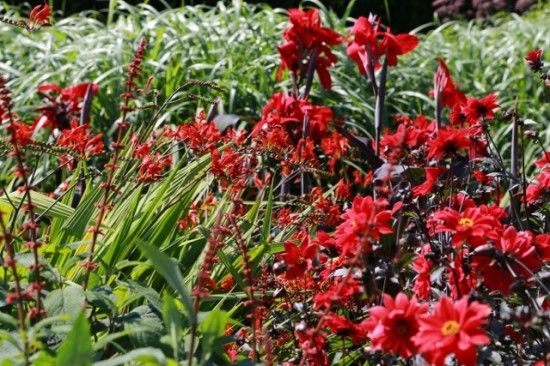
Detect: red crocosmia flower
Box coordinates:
(414, 296, 491, 366)
(412, 167, 446, 197)
(277, 8, 342, 89)
(426, 127, 470, 159)
(463, 94, 499, 124)
(428, 206, 502, 247)
(334, 179, 351, 200)
(295, 325, 329, 366)
(333, 195, 392, 256)
(320, 131, 349, 174)
(364, 292, 428, 358)
(280, 232, 318, 280)
(433, 59, 467, 109)
(411, 245, 432, 300)
(313, 277, 363, 310)
(6, 121, 34, 146)
(168, 111, 221, 155)
(526, 171, 550, 203)
(525, 49, 543, 72)
(57, 120, 104, 166)
(473, 226, 543, 295)
(29, 2, 52, 27)
(137, 153, 172, 183)
(34, 82, 99, 130)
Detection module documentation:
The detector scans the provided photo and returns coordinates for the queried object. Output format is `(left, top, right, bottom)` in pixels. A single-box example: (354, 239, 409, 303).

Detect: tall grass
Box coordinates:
(0, 1, 548, 146)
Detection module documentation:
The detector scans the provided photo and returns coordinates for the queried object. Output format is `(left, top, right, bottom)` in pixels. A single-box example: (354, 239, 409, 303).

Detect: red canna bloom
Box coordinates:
(414, 296, 491, 366)
(364, 292, 428, 358)
(463, 94, 499, 124)
(277, 8, 342, 89)
(29, 2, 52, 27)
(347, 15, 418, 73)
(472, 226, 543, 295)
(433, 58, 467, 109)
(525, 49, 543, 72)
(333, 195, 393, 256)
(34, 82, 99, 130)
(426, 127, 471, 159)
(428, 206, 502, 247)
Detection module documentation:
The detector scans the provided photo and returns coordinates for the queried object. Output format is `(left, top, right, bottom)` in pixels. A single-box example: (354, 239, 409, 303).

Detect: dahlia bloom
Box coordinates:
(428, 206, 502, 247)
(333, 195, 392, 256)
(414, 296, 491, 366)
(365, 292, 428, 358)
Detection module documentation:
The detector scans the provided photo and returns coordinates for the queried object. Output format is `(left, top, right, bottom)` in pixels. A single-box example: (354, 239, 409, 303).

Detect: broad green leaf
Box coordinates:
(56, 311, 92, 366)
(44, 284, 86, 318)
(138, 241, 196, 325)
(92, 348, 166, 366)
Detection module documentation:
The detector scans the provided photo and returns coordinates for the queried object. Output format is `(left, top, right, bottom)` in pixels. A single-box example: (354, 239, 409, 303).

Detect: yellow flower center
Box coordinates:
(458, 217, 474, 227)
(441, 320, 460, 336)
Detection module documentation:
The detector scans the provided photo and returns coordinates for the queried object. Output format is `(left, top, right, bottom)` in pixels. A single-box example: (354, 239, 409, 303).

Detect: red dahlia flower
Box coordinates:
(365, 292, 428, 358)
(428, 206, 502, 247)
(526, 171, 550, 203)
(277, 8, 342, 90)
(412, 167, 446, 197)
(426, 127, 471, 159)
(414, 296, 491, 366)
(333, 195, 392, 256)
(472, 226, 543, 295)
(463, 94, 499, 124)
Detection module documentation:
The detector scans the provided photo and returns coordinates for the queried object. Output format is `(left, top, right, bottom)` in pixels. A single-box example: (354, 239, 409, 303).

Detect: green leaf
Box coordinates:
(92, 348, 166, 366)
(44, 284, 86, 318)
(198, 309, 229, 362)
(56, 311, 92, 366)
(161, 293, 183, 357)
(138, 241, 196, 325)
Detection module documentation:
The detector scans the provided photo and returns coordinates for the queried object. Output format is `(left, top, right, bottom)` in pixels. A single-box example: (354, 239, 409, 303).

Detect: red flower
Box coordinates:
(412, 167, 446, 197)
(414, 296, 491, 366)
(57, 120, 104, 160)
(280, 232, 318, 280)
(411, 245, 433, 300)
(137, 153, 172, 183)
(320, 131, 349, 174)
(433, 58, 467, 109)
(323, 313, 368, 344)
(29, 2, 52, 27)
(333, 195, 393, 256)
(472, 226, 543, 295)
(347, 15, 418, 73)
(364, 292, 428, 358)
(525, 49, 543, 72)
(277, 8, 342, 89)
(526, 171, 550, 203)
(534, 233, 550, 261)
(426, 127, 471, 159)
(463, 94, 499, 124)
(34, 82, 99, 130)
(168, 111, 221, 155)
(428, 206, 502, 247)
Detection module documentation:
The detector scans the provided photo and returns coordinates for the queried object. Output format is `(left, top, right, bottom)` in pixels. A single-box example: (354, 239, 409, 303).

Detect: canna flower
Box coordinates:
(347, 15, 418, 73)
(364, 292, 428, 358)
(277, 8, 342, 89)
(29, 2, 52, 28)
(525, 49, 543, 72)
(433, 58, 467, 109)
(414, 296, 491, 366)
